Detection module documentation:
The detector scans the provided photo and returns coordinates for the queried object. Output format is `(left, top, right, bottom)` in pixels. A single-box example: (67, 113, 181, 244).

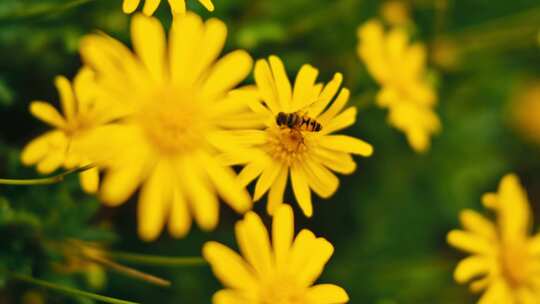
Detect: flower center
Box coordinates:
(137, 87, 206, 155)
(260, 277, 307, 304)
(266, 126, 310, 166)
(500, 241, 530, 287)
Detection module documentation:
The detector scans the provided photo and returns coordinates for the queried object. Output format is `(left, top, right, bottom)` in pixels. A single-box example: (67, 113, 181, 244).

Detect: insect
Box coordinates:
(275, 112, 323, 132)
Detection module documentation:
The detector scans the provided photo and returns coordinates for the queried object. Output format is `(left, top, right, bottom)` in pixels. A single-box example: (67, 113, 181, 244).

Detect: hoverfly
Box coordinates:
(275, 112, 322, 132)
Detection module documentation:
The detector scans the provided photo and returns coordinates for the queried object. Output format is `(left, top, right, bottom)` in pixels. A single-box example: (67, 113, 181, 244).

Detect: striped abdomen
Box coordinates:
(276, 112, 322, 132)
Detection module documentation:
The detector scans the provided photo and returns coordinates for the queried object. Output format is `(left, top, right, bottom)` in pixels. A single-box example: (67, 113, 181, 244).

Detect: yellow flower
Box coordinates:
(511, 81, 540, 145)
(20, 68, 110, 194)
(203, 204, 349, 303)
(221, 56, 373, 217)
(447, 174, 540, 303)
(380, 1, 410, 26)
(122, 0, 214, 15)
(357, 19, 440, 153)
(78, 13, 253, 241)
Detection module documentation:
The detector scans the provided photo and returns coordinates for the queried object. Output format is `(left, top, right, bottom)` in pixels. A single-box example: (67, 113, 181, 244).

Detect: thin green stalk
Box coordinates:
(0, 165, 94, 186)
(12, 273, 139, 304)
(109, 251, 206, 267)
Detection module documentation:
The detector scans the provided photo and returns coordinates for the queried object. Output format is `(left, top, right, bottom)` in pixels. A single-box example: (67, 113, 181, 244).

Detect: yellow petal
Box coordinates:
(132, 14, 166, 82)
(321, 107, 357, 135)
(21, 132, 55, 166)
(235, 212, 273, 276)
(123, 0, 141, 13)
(202, 50, 253, 100)
(198, 0, 214, 11)
(253, 161, 282, 201)
(453, 255, 490, 284)
(198, 153, 252, 213)
(37, 150, 65, 174)
(291, 165, 313, 217)
(168, 186, 192, 238)
(237, 156, 269, 186)
(169, 13, 204, 86)
(478, 279, 510, 304)
(212, 289, 249, 304)
(481, 193, 498, 209)
(306, 284, 349, 304)
(79, 166, 99, 194)
(447, 230, 494, 254)
(35, 132, 69, 174)
(29, 101, 66, 129)
(498, 174, 531, 243)
(100, 160, 150, 206)
(319, 135, 373, 157)
(527, 234, 540, 255)
(268, 55, 292, 111)
(288, 229, 316, 273)
(138, 162, 172, 241)
(309, 73, 343, 118)
(203, 242, 257, 290)
(303, 159, 339, 199)
(296, 238, 334, 286)
(318, 88, 350, 124)
(291, 64, 319, 112)
(312, 148, 356, 175)
(267, 166, 288, 215)
(272, 204, 294, 268)
(142, 0, 160, 15)
(54, 76, 76, 123)
(254, 59, 280, 113)
(459, 209, 496, 240)
(180, 157, 219, 231)
(168, 0, 186, 14)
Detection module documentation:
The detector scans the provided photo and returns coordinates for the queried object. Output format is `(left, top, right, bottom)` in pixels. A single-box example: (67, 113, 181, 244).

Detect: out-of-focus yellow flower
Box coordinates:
(220, 56, 373, 217)
(357, 19, 440, 153)
(79, 13, 253, 241)
(380, 0, 410, 26)
(511, 81, 540, 145)
(447, 174, 540, 303)
(203, 204, 349, 303)
(122, 0, 214, 15)
(20, 68, 111, 194)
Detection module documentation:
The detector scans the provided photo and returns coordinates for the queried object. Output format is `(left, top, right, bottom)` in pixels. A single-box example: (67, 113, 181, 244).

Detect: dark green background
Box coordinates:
(1, 0, 540, 303)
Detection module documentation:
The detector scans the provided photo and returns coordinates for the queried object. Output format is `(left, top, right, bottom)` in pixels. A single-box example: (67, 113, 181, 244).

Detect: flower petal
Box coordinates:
(100, 159, 150, 206)
(198, 153, 251, 213)
(267, 165, 288, 215)
(291, 64, 319, 112)
(203, 242, 257, 290)
(447, 230, 494, 254)
(79, 166, 99, 194)
(29, 101, 66, 129)
(168, 0, 186, 14)
(268, 55, 292, 111)
(198, 0, 214, 11)
(272, 204, 294, 269)
(498, 174, 531, 244)
(212, 289, 250, 304)
(168, 186, 192, 238)
(138, 161, 172, 241)
(312, 148, 356, 175)
(237, 156, 269, 186)
(306, 284, 349, 304)
(309, 73, 343, 118)
(318, 88, 350, 124)
(321, 107, 357, 135)
(459, 209, 496, 240)
(254, 59, 279, 113)
(235, 212, 273, 276)
(21, 132, 56, 166)
(123, 0, 140, 13)
(319, 135, 373, 157)
(253, 161, 282, 201)
(202, 50, 253, 100)
(303, 159, 339, 199)
(170, 12, 204, 86)
(54, 76, 76, 122)
(132, 14, 166, 82)
(296, 238, 334, 286)
(142, 0, 160, 15)
(453, 255, 491, 284)
(291, 165, 313, 217)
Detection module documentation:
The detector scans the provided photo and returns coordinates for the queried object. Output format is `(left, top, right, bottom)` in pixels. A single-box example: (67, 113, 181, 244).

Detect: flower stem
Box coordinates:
(108, 251, 206, 267)
(0, 165, 94, 186)
(11, 273, 139, 304)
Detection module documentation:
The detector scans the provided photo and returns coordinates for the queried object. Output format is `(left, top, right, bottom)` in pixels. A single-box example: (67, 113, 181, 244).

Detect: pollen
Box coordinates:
(266, 126, 310, 166)
(137, 87, 207, 155)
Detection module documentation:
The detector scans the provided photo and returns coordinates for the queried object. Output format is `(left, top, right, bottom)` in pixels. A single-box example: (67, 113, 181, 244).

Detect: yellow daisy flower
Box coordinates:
(78, 13, 253, 241)
(221, 56, 373, 217)
(447, 174, 540, 303)
(20, 68, 111, 194)
(122, 0, 214, 16)
(357, 19, 440, 153)
(203, 204, 350, 303)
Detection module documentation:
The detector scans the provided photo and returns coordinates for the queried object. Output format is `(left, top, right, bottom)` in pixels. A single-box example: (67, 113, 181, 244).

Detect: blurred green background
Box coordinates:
(1, 0, 540, 303)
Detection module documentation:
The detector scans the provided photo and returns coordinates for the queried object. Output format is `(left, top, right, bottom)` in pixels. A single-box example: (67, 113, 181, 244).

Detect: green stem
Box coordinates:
(109, 251, 206, 267)
(11, 274, 139, 304)
(0, 165, 94, 186)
